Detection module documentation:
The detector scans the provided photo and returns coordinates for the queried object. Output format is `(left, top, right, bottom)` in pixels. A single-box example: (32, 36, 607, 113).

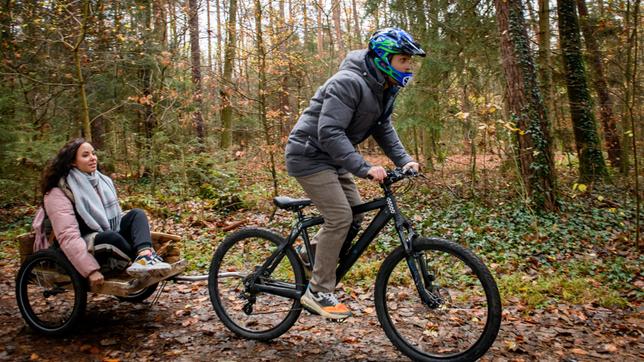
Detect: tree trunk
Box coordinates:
(91, 0, 111, 152)
(576, 0, 622, 169)
(524, 0, 540, 38)
(557, 0, 607, 182)
(278, 0, 291, 138)
(316, 0, 324, 55)
(168, 0, 177, 48)
(0, 0, 16, 162)
(0, 0, 11, 45)
(215, 0, 223, 78)
(254, 0, 278, 196)
(206, 0, 212, 73)
(332, 0, 344, 57)
(352, 0, 361, 46)
(303, 0, 309, 46)
(343, 1, 352, 48)
(140, 1, 156, 164)
(154, 0, 167, 47)
(461, 74, 477, 193)
(220, 0, 238, 149)
(73, 0, 91, 142)
(537, 0, 555, 146)
(496, 0, 558, 210)
(625, 0, 641, 242)
(420, 0, 444, 169)
(188, 0, 206, 148)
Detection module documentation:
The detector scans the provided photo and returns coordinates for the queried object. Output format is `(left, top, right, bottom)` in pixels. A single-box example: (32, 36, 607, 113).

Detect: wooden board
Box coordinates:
(90, 259, 188, 297)
(17, 232, 35, 263)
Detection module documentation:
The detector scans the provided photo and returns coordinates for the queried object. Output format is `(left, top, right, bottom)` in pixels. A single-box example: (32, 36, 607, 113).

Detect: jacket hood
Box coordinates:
(339, 49, 388, 95)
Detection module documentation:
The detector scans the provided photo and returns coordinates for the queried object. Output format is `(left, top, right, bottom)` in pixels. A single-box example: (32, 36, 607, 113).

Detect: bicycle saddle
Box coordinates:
(273, 196, 312, 211)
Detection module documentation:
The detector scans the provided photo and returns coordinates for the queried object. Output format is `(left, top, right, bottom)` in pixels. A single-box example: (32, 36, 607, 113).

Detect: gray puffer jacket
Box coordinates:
(285, 49, 413, 178)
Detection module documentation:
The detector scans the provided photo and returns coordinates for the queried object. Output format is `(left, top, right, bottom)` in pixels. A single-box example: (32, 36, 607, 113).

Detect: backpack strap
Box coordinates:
(57, 177, 75, 204)
(47, 229, 56, 244)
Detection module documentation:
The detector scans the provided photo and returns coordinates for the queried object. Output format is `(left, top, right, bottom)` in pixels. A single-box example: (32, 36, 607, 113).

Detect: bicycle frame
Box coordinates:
(250, 172, 439, 307)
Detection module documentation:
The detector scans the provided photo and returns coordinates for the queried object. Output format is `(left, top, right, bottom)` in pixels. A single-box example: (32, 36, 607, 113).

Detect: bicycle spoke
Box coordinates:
(209, 229, 305, 339)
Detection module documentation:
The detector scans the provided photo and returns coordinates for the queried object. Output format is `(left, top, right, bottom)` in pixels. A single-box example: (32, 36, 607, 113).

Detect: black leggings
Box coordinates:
(93, 208, 153, 259)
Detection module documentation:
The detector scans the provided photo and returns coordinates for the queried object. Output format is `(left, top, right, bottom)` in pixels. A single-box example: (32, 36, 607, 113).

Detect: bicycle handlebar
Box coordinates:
(382, 167, 419, 186)
(365, 167, 420, 187)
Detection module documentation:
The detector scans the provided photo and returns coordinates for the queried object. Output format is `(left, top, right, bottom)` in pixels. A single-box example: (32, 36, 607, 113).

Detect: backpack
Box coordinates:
(32, 178, 75, 252)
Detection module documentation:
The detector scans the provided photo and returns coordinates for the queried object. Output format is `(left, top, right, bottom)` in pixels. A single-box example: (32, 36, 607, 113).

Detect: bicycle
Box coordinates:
(208, 169, 502, 361)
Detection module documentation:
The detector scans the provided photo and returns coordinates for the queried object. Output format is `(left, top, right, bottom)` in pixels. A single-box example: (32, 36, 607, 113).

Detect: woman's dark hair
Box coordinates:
(41, 138, 89, 194)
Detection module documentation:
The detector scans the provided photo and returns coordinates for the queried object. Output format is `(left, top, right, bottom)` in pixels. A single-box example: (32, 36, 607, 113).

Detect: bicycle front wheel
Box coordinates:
(208, 228, 306, 340)
(375, 237, 501, 361)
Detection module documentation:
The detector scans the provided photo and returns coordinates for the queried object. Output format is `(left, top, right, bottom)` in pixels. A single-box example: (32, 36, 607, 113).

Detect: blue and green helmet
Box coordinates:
(369, 28, 426, 87)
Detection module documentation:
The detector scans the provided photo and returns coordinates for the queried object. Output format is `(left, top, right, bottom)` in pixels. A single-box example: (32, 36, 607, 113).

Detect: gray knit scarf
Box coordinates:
(66, 168, 122, 232)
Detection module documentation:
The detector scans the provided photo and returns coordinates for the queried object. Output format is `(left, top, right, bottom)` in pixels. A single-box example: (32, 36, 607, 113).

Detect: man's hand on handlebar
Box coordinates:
(367, 166, 387, 182)
(402, 161, 420, 175)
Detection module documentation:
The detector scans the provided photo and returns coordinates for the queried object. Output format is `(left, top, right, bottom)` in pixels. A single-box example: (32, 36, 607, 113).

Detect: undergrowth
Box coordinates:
(0, 154, 639, 310)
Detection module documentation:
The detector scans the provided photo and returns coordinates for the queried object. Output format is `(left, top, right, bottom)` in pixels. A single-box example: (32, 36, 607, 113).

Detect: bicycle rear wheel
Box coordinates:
(208, 228, 305, 340)
(375, 237, 501, 361)
(16, 249, 87, 335)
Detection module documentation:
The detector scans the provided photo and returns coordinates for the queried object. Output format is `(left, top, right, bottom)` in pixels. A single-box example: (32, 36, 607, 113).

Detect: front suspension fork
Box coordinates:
(396, 218, 443, 309)
(405, 252, 443, 308)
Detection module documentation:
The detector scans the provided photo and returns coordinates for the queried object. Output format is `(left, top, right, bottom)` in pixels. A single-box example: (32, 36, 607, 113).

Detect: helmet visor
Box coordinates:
(401, 40, 426, 57)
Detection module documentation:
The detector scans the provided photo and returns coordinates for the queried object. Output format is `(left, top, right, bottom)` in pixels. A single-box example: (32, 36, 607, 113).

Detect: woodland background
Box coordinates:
(0, 0, 642, 360)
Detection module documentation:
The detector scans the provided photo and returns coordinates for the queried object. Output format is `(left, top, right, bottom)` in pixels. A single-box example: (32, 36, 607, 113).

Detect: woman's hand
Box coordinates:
(88, 270, 104, 288)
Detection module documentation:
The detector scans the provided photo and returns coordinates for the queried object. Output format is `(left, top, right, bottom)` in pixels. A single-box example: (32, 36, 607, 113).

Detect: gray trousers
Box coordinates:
(295, 169, 363, 293)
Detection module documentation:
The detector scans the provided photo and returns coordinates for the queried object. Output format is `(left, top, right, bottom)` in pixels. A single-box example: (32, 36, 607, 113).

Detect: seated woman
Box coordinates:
(41, 138, 170, 287)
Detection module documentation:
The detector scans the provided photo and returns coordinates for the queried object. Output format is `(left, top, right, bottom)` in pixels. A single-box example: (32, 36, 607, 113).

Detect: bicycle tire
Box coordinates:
(375, 237, 501, 361)
(16, 248, 87, 336)
(208, 228, 306, 340)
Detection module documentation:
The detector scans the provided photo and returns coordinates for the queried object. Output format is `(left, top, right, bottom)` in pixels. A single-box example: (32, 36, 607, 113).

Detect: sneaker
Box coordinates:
(126, 252, 172, 276)
(300, 287, 351, 320)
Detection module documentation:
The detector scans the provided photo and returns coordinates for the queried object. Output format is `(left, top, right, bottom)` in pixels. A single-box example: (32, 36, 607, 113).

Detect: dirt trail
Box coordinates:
(0, 261, 641, 361)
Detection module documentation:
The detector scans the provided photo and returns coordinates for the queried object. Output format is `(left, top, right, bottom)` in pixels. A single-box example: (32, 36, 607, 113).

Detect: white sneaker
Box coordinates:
(126, 252, 171, 276)
(300, 287, 351, 319)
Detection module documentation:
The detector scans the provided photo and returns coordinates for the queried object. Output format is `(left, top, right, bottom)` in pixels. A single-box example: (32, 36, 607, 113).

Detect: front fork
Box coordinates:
(392, 201, 443, 309)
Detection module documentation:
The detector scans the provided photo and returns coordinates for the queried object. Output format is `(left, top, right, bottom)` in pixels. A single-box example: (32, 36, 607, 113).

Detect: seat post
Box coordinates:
(296, 208, 305, 222)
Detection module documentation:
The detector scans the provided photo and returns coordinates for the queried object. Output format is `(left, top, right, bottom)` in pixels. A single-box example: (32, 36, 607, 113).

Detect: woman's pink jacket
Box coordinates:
(43, 187, 100, 277)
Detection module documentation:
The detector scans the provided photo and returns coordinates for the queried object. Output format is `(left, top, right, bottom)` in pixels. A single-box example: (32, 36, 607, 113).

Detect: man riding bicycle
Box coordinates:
(284, 28, 426, 319)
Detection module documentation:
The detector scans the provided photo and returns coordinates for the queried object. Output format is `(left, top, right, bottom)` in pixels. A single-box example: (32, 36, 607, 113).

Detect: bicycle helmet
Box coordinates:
(369, 28, 426, 87)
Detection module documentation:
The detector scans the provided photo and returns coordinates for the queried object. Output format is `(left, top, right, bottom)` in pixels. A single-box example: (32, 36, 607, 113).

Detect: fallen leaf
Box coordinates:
(504, 340, 519, 352)
(601, 344, 618, 353)
(571, 348, 588, 355)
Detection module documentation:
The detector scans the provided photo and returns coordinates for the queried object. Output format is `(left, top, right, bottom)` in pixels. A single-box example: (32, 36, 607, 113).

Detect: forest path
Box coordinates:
(0, 261, 641, 361)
